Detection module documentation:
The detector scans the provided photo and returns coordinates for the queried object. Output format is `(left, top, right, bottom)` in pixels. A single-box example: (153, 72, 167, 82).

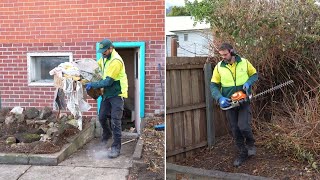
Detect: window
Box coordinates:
(27, 52, 73, 86)
(184, 34, 188, 41)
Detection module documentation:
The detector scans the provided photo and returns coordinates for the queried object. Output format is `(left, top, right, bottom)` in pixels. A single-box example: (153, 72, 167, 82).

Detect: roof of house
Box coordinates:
(166, 16, 210, 35)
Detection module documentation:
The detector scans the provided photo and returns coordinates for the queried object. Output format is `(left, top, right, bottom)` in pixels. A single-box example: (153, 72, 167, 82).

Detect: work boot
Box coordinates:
(100, 136, 109, 144)
(247, 145, 257, 156)
(233, 147, 248, 167)
(233, 152, 248, 167)
(107, 146, 120, 159)
(100, 132, 111, 144)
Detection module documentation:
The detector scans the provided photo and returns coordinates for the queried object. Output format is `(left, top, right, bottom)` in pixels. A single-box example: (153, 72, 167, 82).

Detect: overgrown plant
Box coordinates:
(186, 0, 320, 168)
(186, 0, 320, 95)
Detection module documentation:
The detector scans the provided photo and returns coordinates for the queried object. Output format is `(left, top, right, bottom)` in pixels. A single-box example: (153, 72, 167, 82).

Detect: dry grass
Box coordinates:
(253, 92, 320, 171)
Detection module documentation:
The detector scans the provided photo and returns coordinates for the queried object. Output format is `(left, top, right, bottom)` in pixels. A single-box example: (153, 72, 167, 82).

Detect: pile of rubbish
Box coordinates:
(49, 59, 102, 130)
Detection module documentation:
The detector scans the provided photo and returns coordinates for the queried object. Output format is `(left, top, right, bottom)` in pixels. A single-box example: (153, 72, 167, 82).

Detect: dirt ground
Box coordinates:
(0, 116, 90, 154)
(176, 135, 320, 180)
(128, 117, 165, 180)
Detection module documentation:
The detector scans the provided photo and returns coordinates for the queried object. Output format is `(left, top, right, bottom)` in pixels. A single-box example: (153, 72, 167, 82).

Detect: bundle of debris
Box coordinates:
(49, 59, 103, 130)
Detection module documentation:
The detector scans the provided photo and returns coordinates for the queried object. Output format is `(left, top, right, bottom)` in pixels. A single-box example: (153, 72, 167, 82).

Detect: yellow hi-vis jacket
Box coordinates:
(211, 56, 257, 99)
(97, 49, 128, 99)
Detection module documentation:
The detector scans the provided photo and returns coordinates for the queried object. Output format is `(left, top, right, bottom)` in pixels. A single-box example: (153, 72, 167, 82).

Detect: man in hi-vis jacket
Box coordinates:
(86, 39, 128, 158)
(210, 43, 258, 167)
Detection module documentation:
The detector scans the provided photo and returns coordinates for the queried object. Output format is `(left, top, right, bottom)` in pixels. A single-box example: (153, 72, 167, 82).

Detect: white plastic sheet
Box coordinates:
(63, 79, 91, 130)
(73, 59, 102, 82)
(10, 106, 24, 114)
(49, 60, 99, 131)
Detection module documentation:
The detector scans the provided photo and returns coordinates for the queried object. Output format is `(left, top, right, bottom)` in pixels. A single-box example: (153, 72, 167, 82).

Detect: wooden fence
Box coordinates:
(166, 57, 229, 162)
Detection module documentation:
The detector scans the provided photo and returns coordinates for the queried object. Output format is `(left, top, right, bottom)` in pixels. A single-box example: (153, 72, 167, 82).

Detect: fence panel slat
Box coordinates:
(166, 69, 175, 161)
(181, 69, 194, 158)
(171, 70, 185, 161)
(166, 57, 229, 161)
(191, 69, 203, 145)
(197, 69, 207, 143)
(166, 67, 172, 109)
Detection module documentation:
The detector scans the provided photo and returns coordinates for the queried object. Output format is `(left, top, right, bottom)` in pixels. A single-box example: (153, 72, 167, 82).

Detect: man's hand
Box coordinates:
(243, 82, 251, 91)
(219, 97, 231, 108)
(85, 83, 92, 91)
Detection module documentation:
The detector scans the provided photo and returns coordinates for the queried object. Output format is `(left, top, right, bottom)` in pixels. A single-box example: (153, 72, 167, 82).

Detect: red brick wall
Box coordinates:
(0, 0, 165, 117)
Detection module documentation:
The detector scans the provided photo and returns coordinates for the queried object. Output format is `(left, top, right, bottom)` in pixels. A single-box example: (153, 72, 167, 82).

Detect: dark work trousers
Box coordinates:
(226, 102, 255, 154)
(99, 96, 124, 150)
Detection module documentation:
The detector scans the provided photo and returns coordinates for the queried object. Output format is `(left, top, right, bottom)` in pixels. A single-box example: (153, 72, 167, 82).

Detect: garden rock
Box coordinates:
(47, 127, 59, 137)
(16, 133, 41, 143)
(67, 119, 78, 128)
(35, 120, 47, 124)
(39, 107, 52, 119)
(17, 125, 27, 133)
(0, 108, 10, 123)
(26, 120, 35, 125)
(0, 116, 5, 123)
(35, 128, 46, 135)
(60, 115, 68, 123)
(48, 122, 54, 128)
(38, 124, 49, 134)
(5, 113, 15, 125)
(16, 114, 25, 123)
(47, 114, 57, 123)
(67, 114, 74, 120)
(56, 121, 71, 135)
(25, 107, 39, 119)
(6, 136, 16, 145)
(10, 143, 17, 148)
(40, 134, 51, 142)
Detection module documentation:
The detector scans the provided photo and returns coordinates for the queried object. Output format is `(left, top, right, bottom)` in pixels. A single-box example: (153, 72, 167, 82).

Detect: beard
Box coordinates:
(223, 57, 232, 63)
(103, 53, 111, 59)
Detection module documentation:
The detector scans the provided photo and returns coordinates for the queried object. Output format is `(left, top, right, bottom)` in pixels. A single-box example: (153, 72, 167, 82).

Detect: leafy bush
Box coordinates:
(186, 0, 320, 168)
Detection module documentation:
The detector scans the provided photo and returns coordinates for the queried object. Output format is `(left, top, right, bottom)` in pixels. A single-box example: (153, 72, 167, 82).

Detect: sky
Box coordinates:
(165, 0, 186, 8)
(166, 0, 320, 7)
(166, 0, 203, 8)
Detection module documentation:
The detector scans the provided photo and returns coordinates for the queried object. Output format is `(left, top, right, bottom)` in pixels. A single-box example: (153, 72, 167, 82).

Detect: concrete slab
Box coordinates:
(122, 132, 139, 139)
(132, 138, 143, 160)
(166, 163, 271, 180)
(0, 153, 29, 165)
(59, 138, 136, 169)
(0, 164, 31, 180)
(18, 166, 129, 180)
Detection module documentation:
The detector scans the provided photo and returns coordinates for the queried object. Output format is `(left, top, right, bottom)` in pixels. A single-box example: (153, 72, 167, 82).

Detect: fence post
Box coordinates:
(204, 62, 215, 147)
(171, 37, 177, 57)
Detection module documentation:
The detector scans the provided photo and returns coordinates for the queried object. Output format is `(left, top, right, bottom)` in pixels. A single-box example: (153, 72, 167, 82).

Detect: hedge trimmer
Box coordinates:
(221, 80, 294, 110)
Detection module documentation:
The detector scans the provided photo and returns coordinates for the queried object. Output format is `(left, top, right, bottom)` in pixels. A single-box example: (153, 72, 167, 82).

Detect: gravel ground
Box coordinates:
(128, 117, 164, 180)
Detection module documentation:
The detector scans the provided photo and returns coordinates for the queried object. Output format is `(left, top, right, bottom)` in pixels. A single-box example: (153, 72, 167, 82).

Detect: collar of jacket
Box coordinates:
(220, 55, 242, 67)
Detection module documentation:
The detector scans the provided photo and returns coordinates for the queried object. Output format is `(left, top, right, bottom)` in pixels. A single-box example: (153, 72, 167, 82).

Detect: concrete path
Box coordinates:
(0, 138, 136, 180)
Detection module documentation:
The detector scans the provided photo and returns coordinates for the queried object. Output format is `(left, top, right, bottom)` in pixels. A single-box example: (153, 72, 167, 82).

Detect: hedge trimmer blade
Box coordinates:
(221, 80, 294, 110)
(253, 80, 294, 99)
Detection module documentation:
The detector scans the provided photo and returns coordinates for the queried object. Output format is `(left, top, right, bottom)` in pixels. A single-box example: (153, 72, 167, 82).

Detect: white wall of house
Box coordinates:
(166, 30, 213, 57)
